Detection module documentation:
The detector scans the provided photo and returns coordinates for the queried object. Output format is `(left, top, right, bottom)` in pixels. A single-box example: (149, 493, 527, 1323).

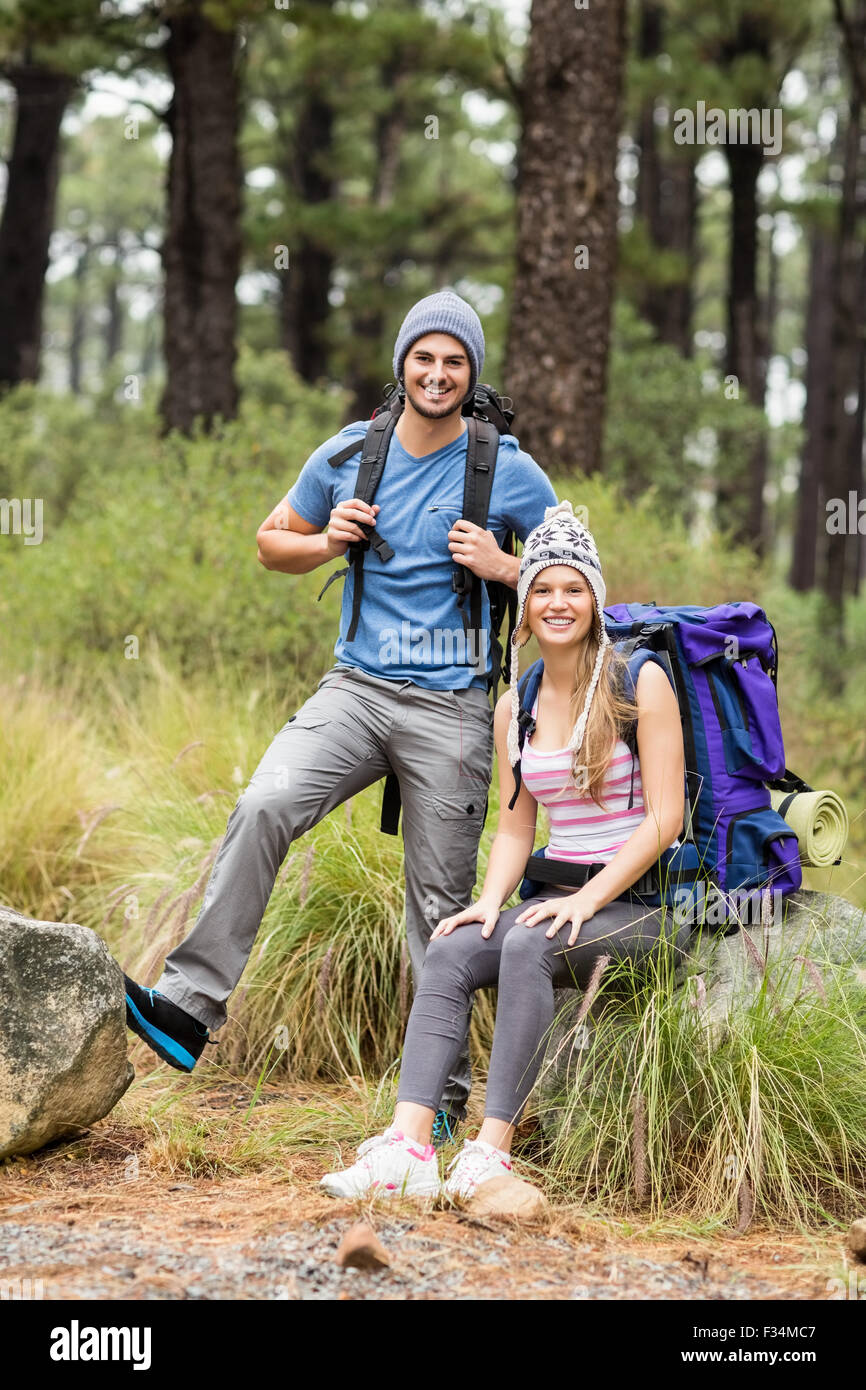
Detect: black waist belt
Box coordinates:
(523, 854, 659, 898)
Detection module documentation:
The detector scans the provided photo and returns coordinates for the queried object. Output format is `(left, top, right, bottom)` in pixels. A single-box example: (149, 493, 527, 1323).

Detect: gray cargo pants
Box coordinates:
(154, 663, 494, 1119)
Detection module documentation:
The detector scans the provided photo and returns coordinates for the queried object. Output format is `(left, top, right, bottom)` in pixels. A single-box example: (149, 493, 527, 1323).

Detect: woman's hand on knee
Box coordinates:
(515, 893, 590, 947)
(432, 899, 500, 940)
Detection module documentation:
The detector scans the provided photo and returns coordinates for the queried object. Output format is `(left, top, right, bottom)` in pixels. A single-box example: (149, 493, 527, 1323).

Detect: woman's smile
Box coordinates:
(528, 565, 595, 642)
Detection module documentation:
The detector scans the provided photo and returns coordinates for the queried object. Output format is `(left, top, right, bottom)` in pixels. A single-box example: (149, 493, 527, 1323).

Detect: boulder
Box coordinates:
(0, 906, 133, 1158)
(533, 890, 866, 1129)
(467, 1175, 549, 1220)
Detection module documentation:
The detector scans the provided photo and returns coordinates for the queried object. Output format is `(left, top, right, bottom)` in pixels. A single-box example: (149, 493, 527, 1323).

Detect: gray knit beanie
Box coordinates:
(507, 500, 611, 769)
(392, 290, 485, 400)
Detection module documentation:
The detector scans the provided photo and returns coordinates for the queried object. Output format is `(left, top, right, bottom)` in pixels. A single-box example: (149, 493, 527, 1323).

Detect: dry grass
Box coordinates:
(0, 1077, 848, 1303)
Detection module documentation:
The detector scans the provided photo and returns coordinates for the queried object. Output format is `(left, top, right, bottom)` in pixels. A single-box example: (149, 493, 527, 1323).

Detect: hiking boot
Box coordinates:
(431, 1109, 461, 1149)
(320, 1126, 442, 1201)
(123, 974, 213, 1073)
(443, 1138, 513, 1201)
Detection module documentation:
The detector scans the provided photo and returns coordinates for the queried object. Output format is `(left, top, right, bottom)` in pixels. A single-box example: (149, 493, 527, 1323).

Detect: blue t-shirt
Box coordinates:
(287, 419, 557, 690)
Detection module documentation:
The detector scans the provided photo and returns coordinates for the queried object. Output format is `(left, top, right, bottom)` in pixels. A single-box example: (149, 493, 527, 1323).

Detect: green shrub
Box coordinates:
(0, 348, 345, 681)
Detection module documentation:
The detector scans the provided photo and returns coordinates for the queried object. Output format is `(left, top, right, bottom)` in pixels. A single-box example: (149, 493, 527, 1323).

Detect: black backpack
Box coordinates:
(318, 383, 518, 834)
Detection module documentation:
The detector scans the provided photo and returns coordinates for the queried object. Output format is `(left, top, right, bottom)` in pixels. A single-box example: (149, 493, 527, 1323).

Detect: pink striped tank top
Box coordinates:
(520, 693, 650, 863)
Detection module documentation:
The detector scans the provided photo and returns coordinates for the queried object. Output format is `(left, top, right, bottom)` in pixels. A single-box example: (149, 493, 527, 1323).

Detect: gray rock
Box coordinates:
(533, 890, 866, 1128)
(0, 906, 133, 1158)
(684, 890, 866, 1045)
(848, 1217, 866, 1263)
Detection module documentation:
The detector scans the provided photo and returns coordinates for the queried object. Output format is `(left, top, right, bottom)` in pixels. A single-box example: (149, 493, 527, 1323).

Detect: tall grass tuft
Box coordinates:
(0, 673, 106, 919)
(538, 923, 866, 1230)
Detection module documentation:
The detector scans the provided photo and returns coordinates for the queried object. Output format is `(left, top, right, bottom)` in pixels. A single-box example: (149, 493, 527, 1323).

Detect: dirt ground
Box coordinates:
(0, 1082, 856, 1302)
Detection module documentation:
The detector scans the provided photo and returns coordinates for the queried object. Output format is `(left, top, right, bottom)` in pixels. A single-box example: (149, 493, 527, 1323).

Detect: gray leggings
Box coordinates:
(396, 887, 693, 1125)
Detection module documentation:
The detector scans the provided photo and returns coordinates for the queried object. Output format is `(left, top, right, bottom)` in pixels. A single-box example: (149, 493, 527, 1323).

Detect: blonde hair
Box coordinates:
(517, 607, 638, 810)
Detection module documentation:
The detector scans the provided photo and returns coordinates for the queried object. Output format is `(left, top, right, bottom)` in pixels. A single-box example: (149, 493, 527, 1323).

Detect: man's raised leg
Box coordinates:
(150, 667, 392, 1032)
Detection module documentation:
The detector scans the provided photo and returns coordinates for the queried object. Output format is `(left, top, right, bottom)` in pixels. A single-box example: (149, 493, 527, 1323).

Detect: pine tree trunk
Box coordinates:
(343, 62, 412, 420)
(848, 254, 866, 597)
(279, 0, 336, 383)
(160, 1, 242, 435)
(821, 76, 864, 622)
(68, 247, 90, 395)
(140, 315, 159, 380)
(104, 247, 124, 369)
(640, 157, 696, 356)
(762, 208, 780, 561)
(505, 0, 628, 476)
(790, 231, 835, 591)
(279, 92, 335, 384)
(712, 14, 780, 556)
(718, 139, 769, 553)
(635, 1, 696, 357)
(0, 65, 74, 389)
(818, 0, 866, 679)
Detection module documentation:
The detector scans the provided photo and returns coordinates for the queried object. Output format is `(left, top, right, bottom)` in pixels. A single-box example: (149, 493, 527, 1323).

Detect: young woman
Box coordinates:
(321, 501, 688, 1201)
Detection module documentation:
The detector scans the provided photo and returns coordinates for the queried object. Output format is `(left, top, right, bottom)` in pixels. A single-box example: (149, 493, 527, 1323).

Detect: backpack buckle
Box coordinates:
(370, 533, 394, 563)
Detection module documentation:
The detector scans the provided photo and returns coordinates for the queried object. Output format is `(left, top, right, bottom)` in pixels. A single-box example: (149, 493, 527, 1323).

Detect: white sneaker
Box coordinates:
(443, 1138, 514, 1200)
(319, 1126, 442, 1200)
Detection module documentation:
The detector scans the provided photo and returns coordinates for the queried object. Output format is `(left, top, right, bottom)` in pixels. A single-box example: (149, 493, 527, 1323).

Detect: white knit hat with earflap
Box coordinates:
(507, 500, 611, 769)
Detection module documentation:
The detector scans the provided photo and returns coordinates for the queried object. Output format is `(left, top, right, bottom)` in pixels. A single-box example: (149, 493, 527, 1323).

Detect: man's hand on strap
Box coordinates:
(326, 499, 380, 558)
(448, 520, 511, 583)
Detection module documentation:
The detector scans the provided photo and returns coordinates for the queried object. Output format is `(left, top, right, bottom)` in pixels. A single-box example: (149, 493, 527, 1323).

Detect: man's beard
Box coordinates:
(404, 381, 466, 421)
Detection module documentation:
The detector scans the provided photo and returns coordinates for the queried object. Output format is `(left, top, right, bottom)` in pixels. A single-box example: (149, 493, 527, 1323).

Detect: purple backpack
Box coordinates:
(603, 602, 804, 906)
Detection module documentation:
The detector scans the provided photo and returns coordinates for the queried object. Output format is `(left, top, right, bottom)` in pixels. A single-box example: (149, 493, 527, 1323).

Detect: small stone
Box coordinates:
(467, 1175, 549, 1220)
(847, 1217, 866, 1263)
(336, 1221, 391, 1271)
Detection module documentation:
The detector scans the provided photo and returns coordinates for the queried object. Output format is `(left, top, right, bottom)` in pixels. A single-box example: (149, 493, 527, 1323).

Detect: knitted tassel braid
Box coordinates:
(507, 633, 523, 767)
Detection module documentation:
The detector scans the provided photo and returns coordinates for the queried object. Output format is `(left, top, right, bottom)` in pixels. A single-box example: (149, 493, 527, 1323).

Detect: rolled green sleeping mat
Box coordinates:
(769, 787, 849, 867)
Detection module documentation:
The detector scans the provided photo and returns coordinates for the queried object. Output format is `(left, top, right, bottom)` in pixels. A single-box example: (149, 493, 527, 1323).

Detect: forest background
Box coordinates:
(0, 1, 863, 1224)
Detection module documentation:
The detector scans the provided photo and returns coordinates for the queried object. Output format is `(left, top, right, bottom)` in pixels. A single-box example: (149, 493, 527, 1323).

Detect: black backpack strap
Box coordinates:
(453, 414, 499, 681)
(488, 566, 517, 699)
(767, 767, 814, 795)
(380, 771, 402, 836)
(327, 438, 364, 469)
(464, 384, 514, 435)
(462, 416, 498, 586)
(508, 659, 544, 809)
(318, 412, 397, 638)
(452, 415, 481, 607)
(353, 411, 396, 526)
(346, 412, 396, 640)
(776, 791, 797, 821)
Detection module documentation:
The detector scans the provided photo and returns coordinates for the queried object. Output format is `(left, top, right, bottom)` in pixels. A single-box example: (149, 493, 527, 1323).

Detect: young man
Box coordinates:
(123, 291, 557, 1138)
